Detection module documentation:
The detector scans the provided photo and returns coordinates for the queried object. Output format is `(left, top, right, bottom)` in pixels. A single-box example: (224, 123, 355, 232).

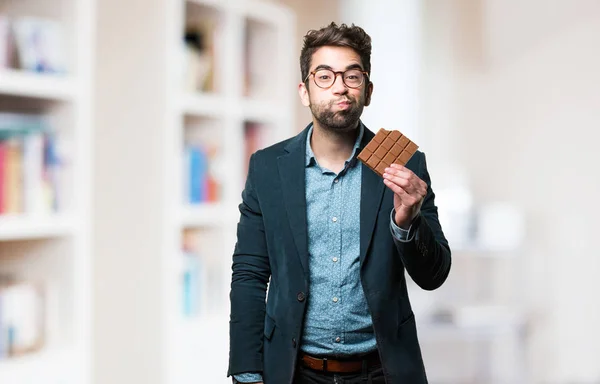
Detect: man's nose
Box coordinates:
(331, 73, 348, 94)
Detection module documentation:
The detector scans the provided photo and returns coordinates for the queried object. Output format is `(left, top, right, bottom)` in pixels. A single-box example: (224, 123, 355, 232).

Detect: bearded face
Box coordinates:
(299, 46, 373, 134)
(308, 90, 366, 133)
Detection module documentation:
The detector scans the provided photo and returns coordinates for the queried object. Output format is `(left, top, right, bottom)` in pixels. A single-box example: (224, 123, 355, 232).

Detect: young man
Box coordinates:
(228, 22, 451, 384)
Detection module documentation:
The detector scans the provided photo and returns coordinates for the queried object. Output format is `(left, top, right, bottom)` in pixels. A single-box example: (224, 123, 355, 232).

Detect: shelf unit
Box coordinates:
(0, 0, 94, 383)
(163, 1, 296, 383)
(93, 0, 294, 381)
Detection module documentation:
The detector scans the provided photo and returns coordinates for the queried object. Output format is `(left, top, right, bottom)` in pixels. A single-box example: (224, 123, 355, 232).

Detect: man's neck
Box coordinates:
(310, 121, 360, 173)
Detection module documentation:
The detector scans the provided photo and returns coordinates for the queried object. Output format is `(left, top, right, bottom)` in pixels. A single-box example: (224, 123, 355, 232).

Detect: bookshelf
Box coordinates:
(0, 0, 93, 383)
(164, 1, 296, 383)
(93, 0, 293, 381)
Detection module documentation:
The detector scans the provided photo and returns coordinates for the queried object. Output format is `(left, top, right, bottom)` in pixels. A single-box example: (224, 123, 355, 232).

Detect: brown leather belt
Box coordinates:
(299, 351, 381, 373)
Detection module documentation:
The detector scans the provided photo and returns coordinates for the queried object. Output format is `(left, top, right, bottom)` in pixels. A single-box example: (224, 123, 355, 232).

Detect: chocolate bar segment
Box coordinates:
(389, 144, 402, 157)
(366, 153, 380, 169)
(365, 139, 379, 153)
(357, 128, 419, 177)
(405, 141, 418, 155)
(372, 129, 388, 144)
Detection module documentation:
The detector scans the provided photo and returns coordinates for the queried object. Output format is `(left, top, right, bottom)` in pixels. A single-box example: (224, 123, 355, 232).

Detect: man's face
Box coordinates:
(299, 46, 373, 133)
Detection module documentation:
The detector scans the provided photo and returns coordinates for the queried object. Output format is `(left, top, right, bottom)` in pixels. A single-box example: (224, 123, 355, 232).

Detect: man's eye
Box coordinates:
(318, 75, 331, 80)
(346, 75, 358, 80)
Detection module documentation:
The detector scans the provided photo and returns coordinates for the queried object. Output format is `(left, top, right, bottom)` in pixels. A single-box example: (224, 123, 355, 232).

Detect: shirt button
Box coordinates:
(332, 217, 338, 222)
(297, 292, 306, 302)
(335, 337, 341, 343)
(332, 297, 339, 303)
(334, 179, 339, 183)
(332, 257, 338, 262)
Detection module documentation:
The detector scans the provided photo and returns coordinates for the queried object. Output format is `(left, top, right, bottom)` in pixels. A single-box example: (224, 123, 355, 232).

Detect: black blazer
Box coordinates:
(228, 124, 451, 383)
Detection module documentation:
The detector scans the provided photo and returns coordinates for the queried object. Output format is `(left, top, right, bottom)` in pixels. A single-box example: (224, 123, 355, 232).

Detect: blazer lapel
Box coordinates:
(359, 127, 386, 266)
(277, 126, 310, 277)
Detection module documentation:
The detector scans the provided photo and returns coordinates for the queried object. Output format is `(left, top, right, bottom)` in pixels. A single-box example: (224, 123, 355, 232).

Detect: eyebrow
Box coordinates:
(313, 63, 364, 72)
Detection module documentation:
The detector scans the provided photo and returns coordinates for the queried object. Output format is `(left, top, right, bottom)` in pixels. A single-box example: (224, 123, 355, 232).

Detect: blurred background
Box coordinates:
(0, 0, 599, 383)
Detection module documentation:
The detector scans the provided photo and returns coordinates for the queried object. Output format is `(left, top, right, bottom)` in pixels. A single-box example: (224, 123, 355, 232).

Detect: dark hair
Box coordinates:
(300, 22, 372, 84)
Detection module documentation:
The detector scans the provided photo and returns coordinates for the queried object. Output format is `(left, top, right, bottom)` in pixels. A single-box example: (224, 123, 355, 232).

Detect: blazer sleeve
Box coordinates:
(393, 152, 452, 290)
(228, 153, 271, 377)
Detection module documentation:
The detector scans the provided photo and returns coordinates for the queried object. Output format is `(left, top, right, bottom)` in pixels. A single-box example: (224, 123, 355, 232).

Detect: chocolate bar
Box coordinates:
(357, 128, 419, 177)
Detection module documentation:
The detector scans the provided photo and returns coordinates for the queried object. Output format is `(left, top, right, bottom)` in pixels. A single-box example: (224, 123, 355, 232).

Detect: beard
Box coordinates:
(309, 96, 364, 133)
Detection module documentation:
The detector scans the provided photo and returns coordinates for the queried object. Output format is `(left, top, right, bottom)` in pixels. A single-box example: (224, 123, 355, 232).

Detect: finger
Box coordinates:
(386, 165, 428, 196)
(383, 178, 409, 198)
(383, 176, 427, 208)
(385, 165, 421, 190)
(384, 179, 420, 206)
(383, 172, 417, 195)
(385, 182, 421, 210)
(386, 165, 412, 179)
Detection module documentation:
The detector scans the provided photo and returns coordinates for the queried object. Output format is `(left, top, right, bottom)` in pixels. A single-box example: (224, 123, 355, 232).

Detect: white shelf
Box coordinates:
(179, 93, 286, 122)
(241, 97, 285, 122)
(179, 93, 227, 117)
(0, 214, 77, 241)
(180, 203, 238, 227)
(0, 69, 78, 101)
(0, 347, 78, 384)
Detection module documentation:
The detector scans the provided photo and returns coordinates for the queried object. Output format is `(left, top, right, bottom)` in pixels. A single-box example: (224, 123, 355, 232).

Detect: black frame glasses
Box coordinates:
(304, 68, 369, 89)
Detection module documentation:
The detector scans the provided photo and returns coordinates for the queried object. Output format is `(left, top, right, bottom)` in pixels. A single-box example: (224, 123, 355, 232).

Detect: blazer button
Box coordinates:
(292, 338, 297, 348)
(297, 292, 305, 302)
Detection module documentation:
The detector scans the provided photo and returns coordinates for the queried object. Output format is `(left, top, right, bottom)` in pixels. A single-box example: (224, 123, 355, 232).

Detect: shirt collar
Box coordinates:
(305, 121, 365, 168)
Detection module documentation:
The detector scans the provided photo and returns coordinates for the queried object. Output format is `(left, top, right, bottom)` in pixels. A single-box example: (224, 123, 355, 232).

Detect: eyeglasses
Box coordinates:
(304, 68, 369, 89)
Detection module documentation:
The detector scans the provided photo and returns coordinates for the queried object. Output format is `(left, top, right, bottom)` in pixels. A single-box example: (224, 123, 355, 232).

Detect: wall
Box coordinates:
(421, 0, 600, 382)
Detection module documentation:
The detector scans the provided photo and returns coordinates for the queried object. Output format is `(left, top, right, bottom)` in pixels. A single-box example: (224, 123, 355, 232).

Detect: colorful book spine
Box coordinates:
(0, 113, 62, 215)
(184, 144, 220, 204)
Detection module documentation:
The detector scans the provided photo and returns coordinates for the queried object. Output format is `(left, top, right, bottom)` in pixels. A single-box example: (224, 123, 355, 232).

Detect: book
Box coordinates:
(0, 280, 46, 359)
(0, 15, 12, 69)
(0, 113, 60, 214)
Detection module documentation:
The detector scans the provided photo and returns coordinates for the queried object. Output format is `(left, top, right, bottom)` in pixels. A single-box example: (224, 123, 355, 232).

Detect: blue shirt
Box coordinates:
(300, 122, 376, 356)
(234, 123, 413, 383)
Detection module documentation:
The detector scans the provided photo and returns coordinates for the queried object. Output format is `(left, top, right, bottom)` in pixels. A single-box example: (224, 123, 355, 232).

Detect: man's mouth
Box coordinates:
(336, 100, 352, 109)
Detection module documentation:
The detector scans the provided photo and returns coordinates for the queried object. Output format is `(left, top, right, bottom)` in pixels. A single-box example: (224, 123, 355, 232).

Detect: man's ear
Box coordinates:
(298, 82, 311, 107)
(364, 81, 374, 106)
